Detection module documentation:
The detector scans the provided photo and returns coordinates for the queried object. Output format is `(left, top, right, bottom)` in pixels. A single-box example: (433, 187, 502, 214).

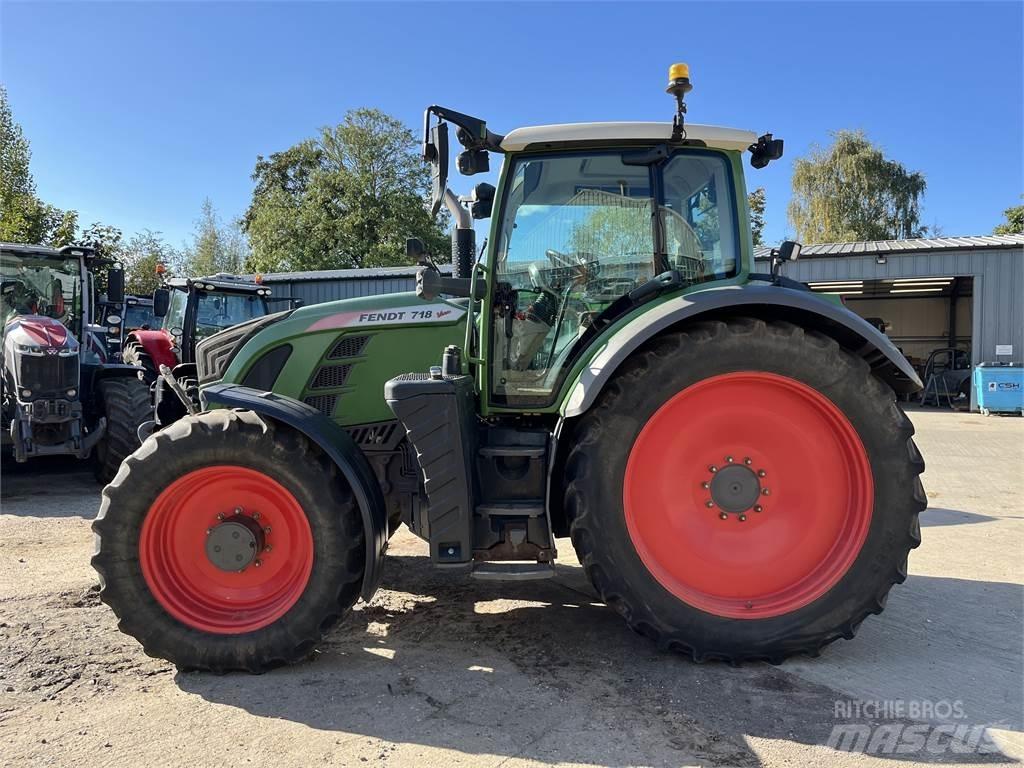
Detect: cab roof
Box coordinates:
(499, 122, 758, 153)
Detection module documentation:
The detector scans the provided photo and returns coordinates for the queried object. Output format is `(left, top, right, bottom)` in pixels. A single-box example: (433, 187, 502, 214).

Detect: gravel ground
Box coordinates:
(0, 407, 1021, 767)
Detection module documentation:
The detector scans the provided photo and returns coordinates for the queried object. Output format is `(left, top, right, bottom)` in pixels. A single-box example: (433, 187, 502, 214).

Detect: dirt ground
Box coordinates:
(1, 407, 1021, 768)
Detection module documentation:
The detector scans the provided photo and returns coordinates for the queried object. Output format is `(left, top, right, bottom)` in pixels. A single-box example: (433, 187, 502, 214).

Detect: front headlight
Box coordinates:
(16, 343, 43, 356)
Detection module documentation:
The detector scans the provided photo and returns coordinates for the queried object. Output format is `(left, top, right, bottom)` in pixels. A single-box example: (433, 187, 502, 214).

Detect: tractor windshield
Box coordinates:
(0, 251, 83, 336)
(194, 291, 269, 341)
(490, 149, 739, 406)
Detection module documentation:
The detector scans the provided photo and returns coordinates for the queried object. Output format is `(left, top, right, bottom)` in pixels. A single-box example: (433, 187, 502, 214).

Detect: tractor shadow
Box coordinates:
(1, 455, 100, 517)
(919, 507, 998, 527)
(177, 549, 1021, 766)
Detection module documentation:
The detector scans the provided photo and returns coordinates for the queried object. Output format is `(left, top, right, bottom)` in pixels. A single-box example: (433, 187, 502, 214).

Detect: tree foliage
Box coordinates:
(748, 187, 766, 246)
(243, 108, 448, 272)
(788, 130, 926, 243)
(0, 86, 78, 246)
(122, 230, 177, 294)
(993, 197, 1024, 235)
(180, 198, 248, 277)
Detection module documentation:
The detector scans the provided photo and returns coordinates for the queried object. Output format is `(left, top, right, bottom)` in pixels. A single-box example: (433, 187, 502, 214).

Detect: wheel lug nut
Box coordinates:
(709, 465, 718, 473)
(719, 512, 728, 520)
(757, 469, 766, 478)
(705, 500, 715, 508)
(206, 528, 213, 535)
(234, 507, 243, 515)
(762, 488, 770, 496)
(726, 456, 734, 463)
(738, 514, 747, 522)
(744, 457, 752, 465)
(701, 481, 710, 489)
(254, 559, 262, 568)
(754, 504, 763, 513)
(264, 526, 272, 534)
(264, 545, 272, 553)
(216, 513, 225, 521)
(252, 512, 260, 520)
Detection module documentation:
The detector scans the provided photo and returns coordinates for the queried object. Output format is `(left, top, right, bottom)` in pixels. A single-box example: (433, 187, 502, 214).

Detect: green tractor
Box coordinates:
(93, 66, 926, 672)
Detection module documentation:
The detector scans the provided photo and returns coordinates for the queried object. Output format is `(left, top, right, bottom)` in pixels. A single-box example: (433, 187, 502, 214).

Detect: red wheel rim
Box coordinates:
(139, 466, 313, 634)
(623, 372, 873, 619)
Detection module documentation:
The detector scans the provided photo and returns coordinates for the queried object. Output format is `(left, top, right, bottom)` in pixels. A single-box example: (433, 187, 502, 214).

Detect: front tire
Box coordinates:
(564, 318, 926, 663)
(92, 409, 365, 673)
(122, 339, 158, 384)
(93, 377, 152, 484)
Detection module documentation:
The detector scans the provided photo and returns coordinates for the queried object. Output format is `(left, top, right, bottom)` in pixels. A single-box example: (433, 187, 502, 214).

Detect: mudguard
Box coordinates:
(201, 382, 389, 600)
(127, 329, 177, 370)
(562, 283, 923, 418)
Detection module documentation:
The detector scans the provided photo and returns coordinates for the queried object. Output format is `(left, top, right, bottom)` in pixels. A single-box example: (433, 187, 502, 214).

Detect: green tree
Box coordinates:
(243, 108, 448, 272)
(788, 130, 926, 243)
(122, 230, 177, 294)
(0, 86, 78, 245)
(180, 199, 249, 277)
(748, 187, 766, 246)
(76, 222, 124, 258)
(993, 197, 1024, 234)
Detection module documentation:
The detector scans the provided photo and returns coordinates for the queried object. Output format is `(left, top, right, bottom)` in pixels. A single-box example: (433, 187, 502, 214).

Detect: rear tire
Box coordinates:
(92, 409, 365, 673)
(122, 340, 157, 384)
(563, 318, 925, 663)
(93, 377, 152, 484)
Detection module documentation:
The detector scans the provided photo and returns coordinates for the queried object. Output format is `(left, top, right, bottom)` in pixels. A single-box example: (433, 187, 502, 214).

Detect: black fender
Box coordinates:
(562, 283, 923, 418)
(201, 382, 388, 600)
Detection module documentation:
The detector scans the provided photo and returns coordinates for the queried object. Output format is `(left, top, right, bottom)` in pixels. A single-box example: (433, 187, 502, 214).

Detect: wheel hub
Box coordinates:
(710, 464, 761, 513)
(205, 515, 266, 572)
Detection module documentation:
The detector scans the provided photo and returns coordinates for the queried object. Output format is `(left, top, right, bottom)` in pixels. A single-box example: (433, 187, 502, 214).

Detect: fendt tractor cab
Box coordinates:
(94, 66, 926, 672)
(1, 243, 150, 481)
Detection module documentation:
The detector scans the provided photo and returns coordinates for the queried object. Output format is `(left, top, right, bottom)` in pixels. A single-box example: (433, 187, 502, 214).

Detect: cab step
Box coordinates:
(478, 445, 546, 459)
(470, 562, 556, 581)
(475, 502, 545, 518)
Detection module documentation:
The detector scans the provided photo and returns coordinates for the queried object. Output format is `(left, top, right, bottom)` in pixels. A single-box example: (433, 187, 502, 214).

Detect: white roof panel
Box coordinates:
(500, 122, 758, 152)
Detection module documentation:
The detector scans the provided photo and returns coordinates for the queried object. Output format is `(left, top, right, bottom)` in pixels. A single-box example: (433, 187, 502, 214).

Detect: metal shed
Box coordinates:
(754, 234, 1024, 409)
(255, 264, 451, 307)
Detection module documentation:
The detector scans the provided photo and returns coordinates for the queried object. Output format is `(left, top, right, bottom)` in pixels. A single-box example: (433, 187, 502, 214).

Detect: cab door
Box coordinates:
(481, 148, 739, 411)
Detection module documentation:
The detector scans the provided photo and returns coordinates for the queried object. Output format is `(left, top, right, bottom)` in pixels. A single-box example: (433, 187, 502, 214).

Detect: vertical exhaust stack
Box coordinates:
(445, 188, 475, 279)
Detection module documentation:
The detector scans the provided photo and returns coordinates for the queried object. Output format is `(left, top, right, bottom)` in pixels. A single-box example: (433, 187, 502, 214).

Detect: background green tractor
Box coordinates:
(93, 66, 926, 672)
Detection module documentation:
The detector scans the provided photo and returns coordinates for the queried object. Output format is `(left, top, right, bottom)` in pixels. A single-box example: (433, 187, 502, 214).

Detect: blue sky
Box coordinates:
(2, 1, 1021, 249)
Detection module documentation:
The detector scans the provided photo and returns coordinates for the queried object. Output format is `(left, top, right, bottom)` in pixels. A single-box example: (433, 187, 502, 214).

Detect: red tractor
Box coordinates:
(122, 274, 279, 432)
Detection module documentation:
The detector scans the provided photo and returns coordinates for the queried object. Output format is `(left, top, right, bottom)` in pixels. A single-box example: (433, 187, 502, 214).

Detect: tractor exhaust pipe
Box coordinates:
(444, 188, 475, 279)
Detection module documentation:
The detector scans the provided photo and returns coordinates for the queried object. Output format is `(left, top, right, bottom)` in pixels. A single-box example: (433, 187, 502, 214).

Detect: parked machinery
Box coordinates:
(1, 242, 150, 481)
(94, 65, 926, 671)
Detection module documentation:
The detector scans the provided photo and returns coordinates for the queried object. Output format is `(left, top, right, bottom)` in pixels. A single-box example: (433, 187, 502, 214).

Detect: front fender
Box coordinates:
(201, 382, 388, 600)
(128, 329, 177, 369)
(562, 284, 922, 418)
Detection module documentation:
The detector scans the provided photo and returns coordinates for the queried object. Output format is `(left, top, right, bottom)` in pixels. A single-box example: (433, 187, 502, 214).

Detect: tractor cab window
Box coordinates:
(194, 291, 267, 340)
(490, 149, 738, 407)
(0, 253, 82, 334)
(163, 289, 188, 336)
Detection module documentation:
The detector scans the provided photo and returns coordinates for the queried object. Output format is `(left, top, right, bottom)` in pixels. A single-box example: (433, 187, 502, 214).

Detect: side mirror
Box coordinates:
(469, 183, 495, 220)
(406, 238, 426, 261)
(426, 121, 449, 217)
(770, 241, 801, 281)
(106, 267, 125, 304)
(777, 240, 801, 263)
(152, 287, 170, 318)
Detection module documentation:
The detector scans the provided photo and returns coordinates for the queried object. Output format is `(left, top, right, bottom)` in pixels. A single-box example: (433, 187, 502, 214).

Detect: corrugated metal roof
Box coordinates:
(253, 264, 452, 283)
(753, 234, 1024, 260)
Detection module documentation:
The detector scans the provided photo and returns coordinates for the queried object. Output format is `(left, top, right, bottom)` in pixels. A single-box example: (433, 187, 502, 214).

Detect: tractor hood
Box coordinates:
(3, 315, 80, 353)
(294, 290, 468, 333)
